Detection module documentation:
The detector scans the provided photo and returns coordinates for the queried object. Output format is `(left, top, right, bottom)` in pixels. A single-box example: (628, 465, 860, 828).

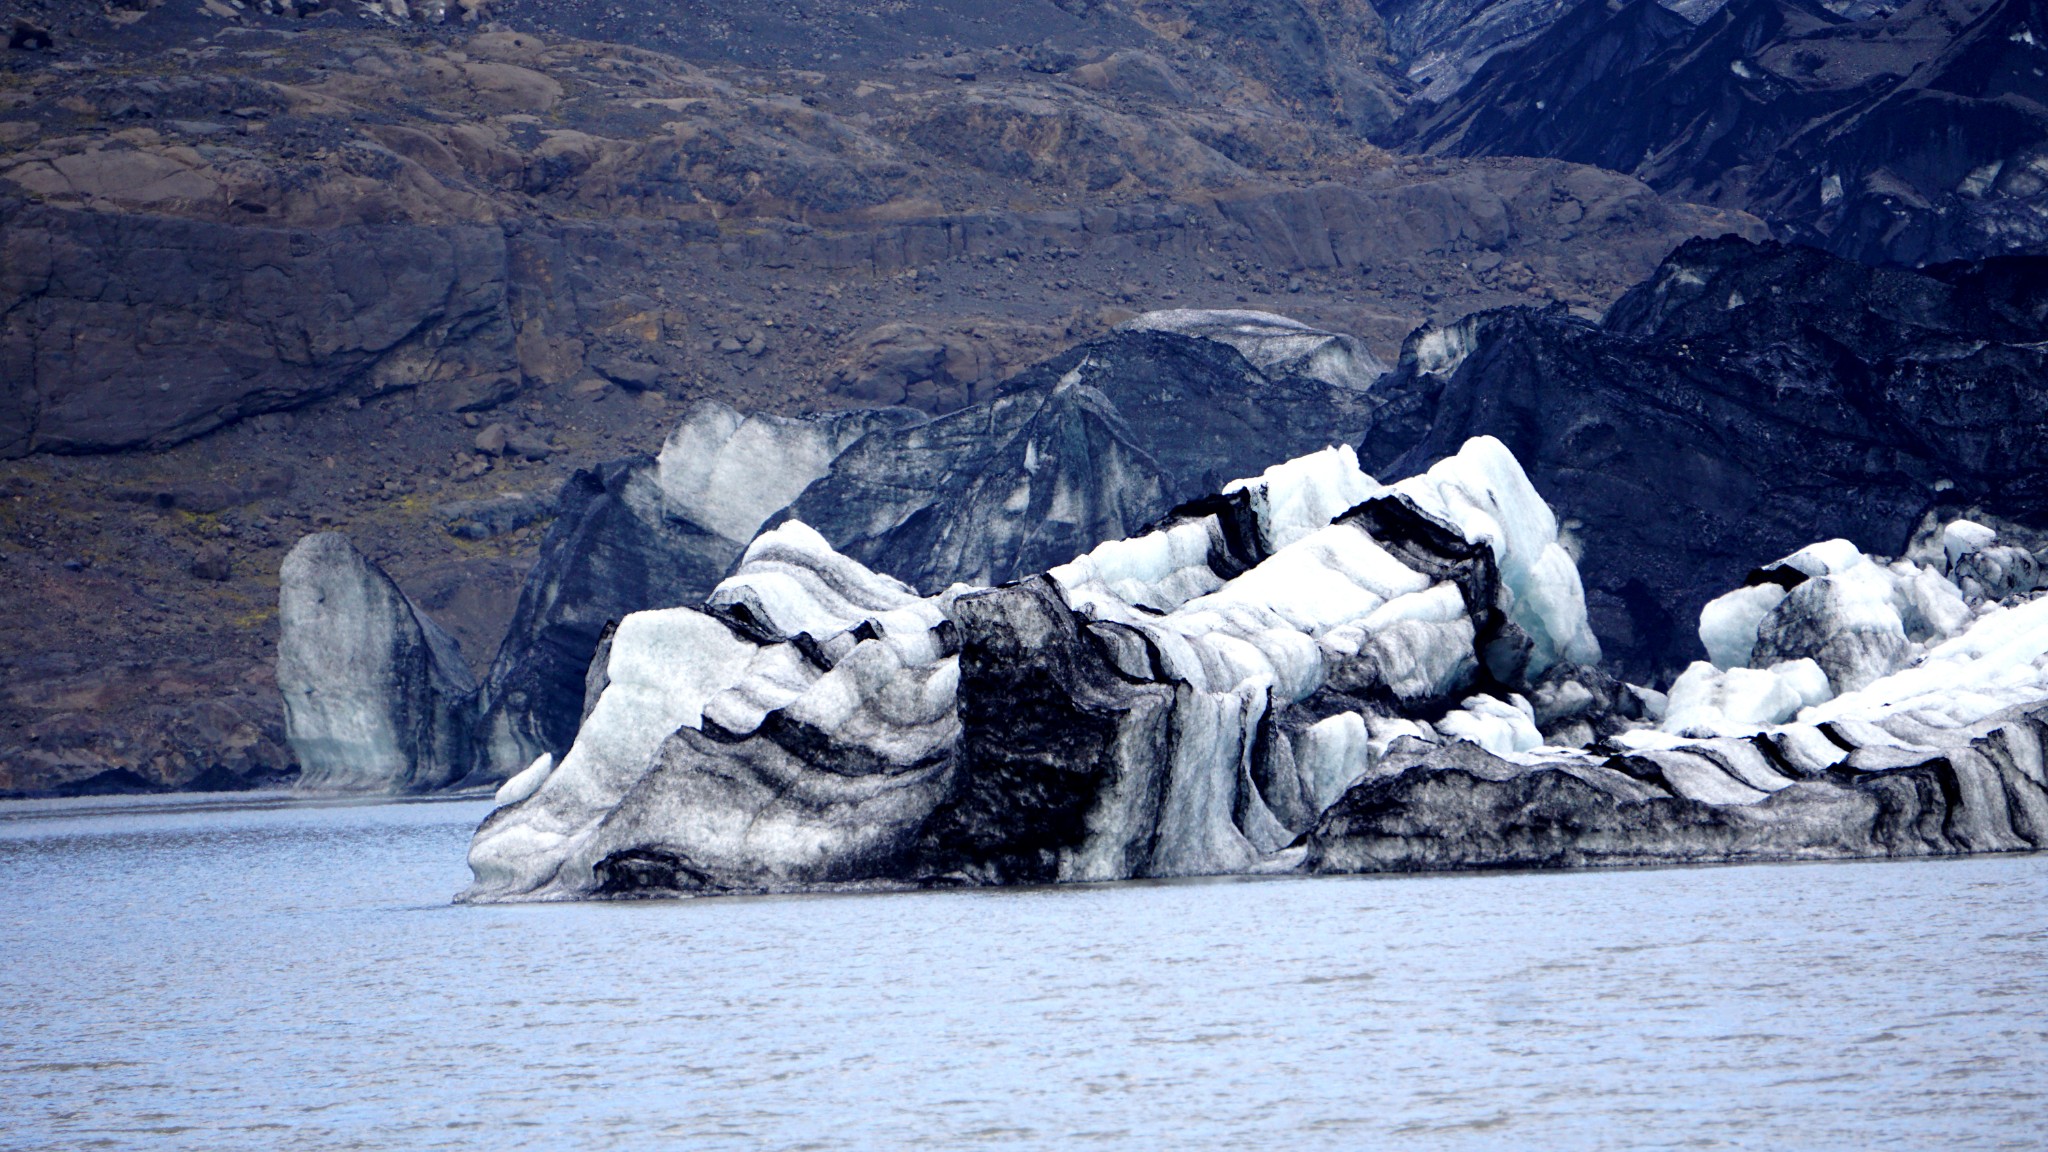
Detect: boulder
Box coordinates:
(435, 490, 556, 540)
(189, 544, 232, 582)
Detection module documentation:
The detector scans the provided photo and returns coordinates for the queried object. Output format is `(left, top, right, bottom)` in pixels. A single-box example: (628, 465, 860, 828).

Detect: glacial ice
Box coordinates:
(1118, 309, 1390, 390)
(654, 401, 888, 544)
(1390, 435, 1603, 675)
(1436, 693, 1543, 755)
(494, 753, 553, 807)
(464, 434, 1605, 900)
(1309, 522, 2046, 873)
(464, 444, 2048, 901)
(277, 533, 478, 793)
(464, 607, 758, 898)
(1698, 583, 1786, 669)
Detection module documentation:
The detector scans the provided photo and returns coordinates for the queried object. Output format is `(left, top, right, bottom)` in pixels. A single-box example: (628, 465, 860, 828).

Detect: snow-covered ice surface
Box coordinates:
(1308, 524, 2048, 876)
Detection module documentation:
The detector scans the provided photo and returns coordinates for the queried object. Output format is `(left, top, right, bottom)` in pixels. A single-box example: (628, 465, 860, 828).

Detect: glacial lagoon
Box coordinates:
(2, 793, 2043, 1151)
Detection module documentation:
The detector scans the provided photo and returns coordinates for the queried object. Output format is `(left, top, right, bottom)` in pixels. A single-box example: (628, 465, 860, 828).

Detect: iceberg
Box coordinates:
(463, 445, 2048, 902)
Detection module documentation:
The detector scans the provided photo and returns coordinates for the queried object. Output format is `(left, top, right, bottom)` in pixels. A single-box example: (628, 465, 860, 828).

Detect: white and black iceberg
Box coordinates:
(461, 436, 1612, 900)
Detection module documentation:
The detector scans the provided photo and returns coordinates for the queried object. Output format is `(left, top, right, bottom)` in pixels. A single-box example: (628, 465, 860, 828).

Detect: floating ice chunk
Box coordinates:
(468, 434, 1626, 901)
(277, 532, 478, 793)
(1699, 582, 1788, 669)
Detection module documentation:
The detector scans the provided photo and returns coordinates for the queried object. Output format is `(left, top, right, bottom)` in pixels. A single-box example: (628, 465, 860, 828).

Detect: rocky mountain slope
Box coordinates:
(9, 0, 2046, 798)
(0, 1, 1761, 795)
(1400, 0, 2046, 265)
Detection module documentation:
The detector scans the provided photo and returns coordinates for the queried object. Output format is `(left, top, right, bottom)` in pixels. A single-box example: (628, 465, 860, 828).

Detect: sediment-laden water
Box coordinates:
(2, 794, 2042, 1150)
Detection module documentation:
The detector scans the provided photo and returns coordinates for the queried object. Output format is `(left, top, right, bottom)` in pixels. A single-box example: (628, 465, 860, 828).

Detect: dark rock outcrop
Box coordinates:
(1377, 0, 1590, 96)
(1400, 0, 1866, 196)
(0, 202, 518, 457)
(789, 326, 1382, 592)
(1400, 0, 2040, 265)
(1751, 0, 2048, 265)
(1358, 235, 2048, 681)
(276, 532, 478, 792)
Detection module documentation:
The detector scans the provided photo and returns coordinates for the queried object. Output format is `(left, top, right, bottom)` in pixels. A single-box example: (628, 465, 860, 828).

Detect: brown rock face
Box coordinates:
(824, 319, 1064, 413)
(0, 206, 517, 457)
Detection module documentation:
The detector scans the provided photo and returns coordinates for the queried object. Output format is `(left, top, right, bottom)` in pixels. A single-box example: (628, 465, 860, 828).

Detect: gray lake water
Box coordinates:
(1, 794, 2044, 1151)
